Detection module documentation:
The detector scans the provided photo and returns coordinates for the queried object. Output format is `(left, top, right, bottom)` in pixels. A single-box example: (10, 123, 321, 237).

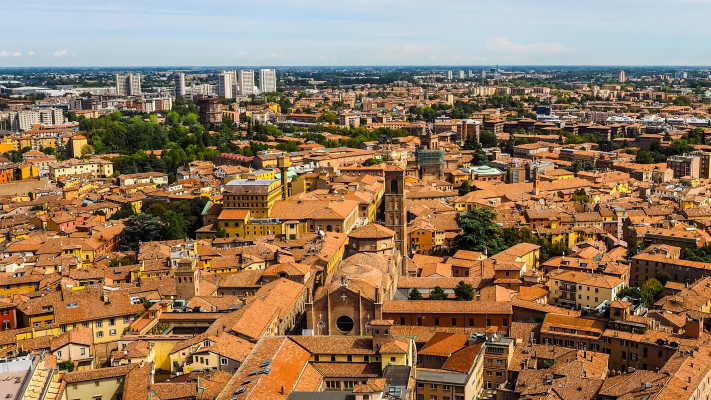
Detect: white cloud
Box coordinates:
(53, 49, 68, 57)
(485, 37, 567, 54)
(28, 50, 35, 56)
(402, 44, 424, 53)
(0, 51, 21, 57)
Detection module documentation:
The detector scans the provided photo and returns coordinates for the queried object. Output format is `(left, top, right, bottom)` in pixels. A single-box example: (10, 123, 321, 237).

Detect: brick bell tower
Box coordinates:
(383, 166, 406, 272)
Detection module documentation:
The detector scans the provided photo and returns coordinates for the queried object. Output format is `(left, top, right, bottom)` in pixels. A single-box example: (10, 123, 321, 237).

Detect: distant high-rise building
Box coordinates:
(175, 72, 186, 99)
(468, 70, 474, 78)
(618, 70, 626, 83)
(7, 108, 65, 132)
(446, 70, 453, 80)
(481, 69, 487, 84)
(458, 70, 465, 79)
(675, 70, 688, 79)
(116, 73, 142, 96)
(259, 69, 277, 93)
(218, 70, 237, 99)
(238, 70, 255, 95)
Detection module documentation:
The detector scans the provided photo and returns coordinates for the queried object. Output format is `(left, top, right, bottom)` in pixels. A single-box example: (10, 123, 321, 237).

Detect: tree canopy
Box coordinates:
(408, 288, 423, 300)
(430, 286, 447, 300)
(454, 281, 475, 301)
(455, 208, 536, 255)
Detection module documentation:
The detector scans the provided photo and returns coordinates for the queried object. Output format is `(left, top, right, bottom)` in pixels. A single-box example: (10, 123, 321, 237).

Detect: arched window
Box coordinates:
(326, 225, 332, 232)
(390, 179, 399, 194)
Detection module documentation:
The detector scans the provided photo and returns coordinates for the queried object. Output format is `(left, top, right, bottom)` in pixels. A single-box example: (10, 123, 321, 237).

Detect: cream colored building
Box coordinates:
(62, 364, 136, 400)
(49, 158, 114, 179)
(548, 269, 624, 310)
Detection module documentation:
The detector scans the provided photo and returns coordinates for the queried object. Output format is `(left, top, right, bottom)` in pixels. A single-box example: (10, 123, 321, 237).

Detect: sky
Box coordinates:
(2, 0, 711, 67)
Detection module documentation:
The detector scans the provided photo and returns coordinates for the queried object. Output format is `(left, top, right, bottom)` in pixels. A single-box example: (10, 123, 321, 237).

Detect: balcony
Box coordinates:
(560, 284, 577, 292)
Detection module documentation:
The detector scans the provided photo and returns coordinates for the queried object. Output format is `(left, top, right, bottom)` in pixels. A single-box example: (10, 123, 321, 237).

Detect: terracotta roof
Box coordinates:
(291, 336, 377, 355)
(347, 223, 395, 239)
(382, 300, 512, 315)
(64, 364, 137, 383)
(419, 332, 470, 357)
(216, 337, 312, 400)
(311, 362, 381, 378)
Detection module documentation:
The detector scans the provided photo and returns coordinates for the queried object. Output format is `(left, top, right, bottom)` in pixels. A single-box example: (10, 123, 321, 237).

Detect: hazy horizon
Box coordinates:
(0, 65, 709, 70)
(4, 0, 711, 67)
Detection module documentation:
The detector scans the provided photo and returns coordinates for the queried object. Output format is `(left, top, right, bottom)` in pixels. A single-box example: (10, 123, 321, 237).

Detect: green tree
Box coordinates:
(655, 271, 671, 286)
(479, 130, 498, 148)
(454, 281, 475, 301)
(540, 241, 572, 260)
(682, 244, 711, 262)
(58, 361, 74, 372)
(121, 214, 164, 252)
(641, 278, 665, 306)
(216, 225, 229, 238)
(81, 144, 95, 158)
(455, 208, 507, 255)
(635, 149, 654, 164)
(40, 147, 56, 156)
(617, 287, 644, 302)
(408, 288, 423, 300)
(421, 107, 438, 123)
(471, 151, 489, 166)
(363, 158, 385, 166)
(430, 286, 447, 300)
(674, 95, 692, 107)
(462, 136, 481, 151)
(109, 255, 134, 267)
(110, 202, 136, 220)
(571, 188, 589, 203)
(501, 227, 538, 247)
(458, 180, 472, 196)
(571, 159, 595, 173)
(161, 210, 188, 240)
(316, 112, 338, 124)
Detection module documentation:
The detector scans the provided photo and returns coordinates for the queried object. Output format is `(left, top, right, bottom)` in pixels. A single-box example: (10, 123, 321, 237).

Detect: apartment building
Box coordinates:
(259, 68, 277, 93)
(219, 70, 237, 99)
(630, 244, 711, 287)
(548, 269, 625, 310)
(667, 154, 701, 178)
(6, 108, 65, 131)
(49, 158, 114, 179)
(238, 69, 255, 95)
(115, 73, 142, 96)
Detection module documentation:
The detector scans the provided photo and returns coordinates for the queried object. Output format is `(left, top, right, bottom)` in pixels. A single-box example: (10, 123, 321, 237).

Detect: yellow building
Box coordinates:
(241, 169, 276, 180)
(492, 242, 540, 269)
(216, 209, 251, 238)
(222, 178, 282, 219)
(0, 274, 43, 299)
(68, 135, 88, 159)
(0, 139, 14, 153)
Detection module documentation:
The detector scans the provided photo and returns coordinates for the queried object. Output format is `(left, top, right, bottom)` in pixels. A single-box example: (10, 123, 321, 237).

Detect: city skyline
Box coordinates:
(3, 0, 711, 67)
